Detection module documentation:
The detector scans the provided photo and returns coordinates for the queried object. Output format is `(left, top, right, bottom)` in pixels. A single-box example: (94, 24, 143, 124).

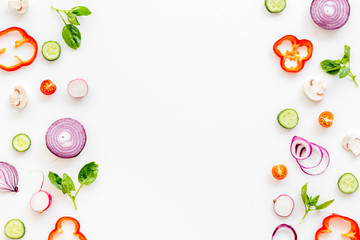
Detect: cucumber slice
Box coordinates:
(265, 0, 286, 13)
(4, 219, 25, 239)
(12, 133, 31, 152)
(42, 41, 61, 61)
(277, 109, 299, 129)
(338, 173, 359, 193)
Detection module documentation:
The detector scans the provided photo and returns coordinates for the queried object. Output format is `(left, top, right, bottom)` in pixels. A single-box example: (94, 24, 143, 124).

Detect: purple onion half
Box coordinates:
(310, 0, 350, 30)
(45, 118, 87, 159)
(0, 162, 19, 192)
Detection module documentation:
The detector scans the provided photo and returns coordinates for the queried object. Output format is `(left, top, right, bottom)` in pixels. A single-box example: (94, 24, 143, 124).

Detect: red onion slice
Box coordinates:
(296, 142, 323, 169)
(45, 118, 87, 159)
(290, 136, 330, 176)
(299, 144, 330, 176)
(0, 162, 19, 192)
(290, 136, 312, 160)
(310, 0, 350, 30)
(272, 224, 297, 240)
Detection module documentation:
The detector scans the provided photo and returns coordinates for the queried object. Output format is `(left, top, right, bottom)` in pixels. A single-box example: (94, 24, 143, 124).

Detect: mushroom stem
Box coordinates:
(8, 0, 29, 14)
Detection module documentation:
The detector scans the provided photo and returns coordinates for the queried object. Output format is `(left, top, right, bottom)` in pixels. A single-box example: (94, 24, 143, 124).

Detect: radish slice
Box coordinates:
(67, 78, 88, 98)
(273, 194, 294, 217)
(30, 171, 52, 213)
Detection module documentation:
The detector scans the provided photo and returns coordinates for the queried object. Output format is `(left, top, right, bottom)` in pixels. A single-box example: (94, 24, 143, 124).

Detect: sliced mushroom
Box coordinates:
(8, 0, 29, 14)
(342, 133, 360, 156)
(303, 78, 326, 102)
(9, 85, 29, 109)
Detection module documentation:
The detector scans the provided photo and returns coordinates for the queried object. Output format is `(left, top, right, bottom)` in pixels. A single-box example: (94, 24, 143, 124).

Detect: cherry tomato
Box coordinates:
(40, 80, 56, 95)
(272, 164, 287, 180)
(318, 111, 334, 128)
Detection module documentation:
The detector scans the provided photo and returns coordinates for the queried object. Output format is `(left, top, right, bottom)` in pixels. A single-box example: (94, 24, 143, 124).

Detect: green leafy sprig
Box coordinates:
(300, 182, 334, 224)
(48, 161, 98, 210)
(51, 6, 92, 49)
(320, 45, 358, 87)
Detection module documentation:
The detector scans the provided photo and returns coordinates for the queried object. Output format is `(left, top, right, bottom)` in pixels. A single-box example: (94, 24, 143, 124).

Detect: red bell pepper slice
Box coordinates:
(0, 27, 38, 72)
(48, 216, 87, 240)
(273, 35, 313, 72)
(315, 214, 360, 240)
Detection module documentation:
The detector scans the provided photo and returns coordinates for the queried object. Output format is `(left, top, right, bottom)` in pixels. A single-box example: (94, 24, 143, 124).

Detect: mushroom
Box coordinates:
(342, 133, 360, 156)
(9, 85, 29, 109)
(8, 0, 29, 14)
(303, 78, 326, 102)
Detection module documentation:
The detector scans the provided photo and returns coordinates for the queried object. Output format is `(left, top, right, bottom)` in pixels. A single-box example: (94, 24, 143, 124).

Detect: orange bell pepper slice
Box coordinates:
(48, 216, 87, 240)
(0, 27, 38, 72)
(315, 214, 360, 240)
(273, 35, 313, 72)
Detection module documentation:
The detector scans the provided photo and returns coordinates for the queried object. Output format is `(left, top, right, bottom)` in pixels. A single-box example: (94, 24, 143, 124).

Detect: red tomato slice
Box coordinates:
(40, 80, 56, 95)
(272, 164, 287, 180)
(318, 111, 334, 128)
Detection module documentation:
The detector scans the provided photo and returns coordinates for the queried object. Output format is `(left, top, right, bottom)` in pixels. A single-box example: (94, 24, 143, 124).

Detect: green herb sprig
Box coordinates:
(320, 45, 358, 87)
(48, 161, 98, 210)
(51, 6, 92, 49)
(300, 182, 334, 224)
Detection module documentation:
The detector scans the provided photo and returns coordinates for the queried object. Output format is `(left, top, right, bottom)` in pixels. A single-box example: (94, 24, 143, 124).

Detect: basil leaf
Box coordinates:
(301, 182, 308, 205)
(78, 161, 98, 185)
(48, 171, 62, 191)
(66, 12, 80, 25)
(342, 45, 350, 64)
(309, 195, 320, 206)
(320, 60, 341, 75)
(315, 199, 334, 210)
(339, 67, 350, 78)
(62, 24, 81, 50)
(61, 173, 75, 194)
(71, 6, 92, 16)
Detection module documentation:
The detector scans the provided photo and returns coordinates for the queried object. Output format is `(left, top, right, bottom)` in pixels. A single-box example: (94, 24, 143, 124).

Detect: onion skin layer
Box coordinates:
(310, 0, 350, 30)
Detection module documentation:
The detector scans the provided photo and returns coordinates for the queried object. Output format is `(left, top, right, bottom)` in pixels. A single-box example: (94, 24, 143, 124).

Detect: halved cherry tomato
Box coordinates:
(272, 164, 287, 180)
(40, 79, 56, 95)
(318, 111, 334, 128)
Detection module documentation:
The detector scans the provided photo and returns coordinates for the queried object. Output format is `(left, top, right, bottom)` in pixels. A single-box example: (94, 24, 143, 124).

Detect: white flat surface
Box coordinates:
(2, 0, 360, 239)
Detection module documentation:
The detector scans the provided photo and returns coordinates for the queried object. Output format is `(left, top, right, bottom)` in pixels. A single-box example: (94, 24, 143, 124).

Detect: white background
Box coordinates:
(2, 0, 360, 239)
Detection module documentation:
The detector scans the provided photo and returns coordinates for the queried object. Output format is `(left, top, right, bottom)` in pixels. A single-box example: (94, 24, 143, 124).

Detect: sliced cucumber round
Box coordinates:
(265, 0, 286, 13)
(4, 219, 25, 239)
(42, 41, 61, 61)
(338, 173, 359, 194)
(12, 133, 31, 152)
(277, 109, 299, 129)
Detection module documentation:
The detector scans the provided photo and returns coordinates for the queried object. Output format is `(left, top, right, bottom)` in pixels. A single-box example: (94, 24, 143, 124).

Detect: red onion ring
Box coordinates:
(290, 136, 312, 160)
(272, 224, 297, 240)
(0, 162, 19, 192)
(310, 0, 350, 30)
(45, 118, 87, 159)
(296, 142, 323, 169)
(298, 144, 330, 175)
(290, 136, 330, 176)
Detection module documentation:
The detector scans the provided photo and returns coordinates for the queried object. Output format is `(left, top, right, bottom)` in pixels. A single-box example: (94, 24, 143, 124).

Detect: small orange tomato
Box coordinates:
(272, 164, 287, 180)
(318, 111, 334, 128)
(40, 79, 56, 95)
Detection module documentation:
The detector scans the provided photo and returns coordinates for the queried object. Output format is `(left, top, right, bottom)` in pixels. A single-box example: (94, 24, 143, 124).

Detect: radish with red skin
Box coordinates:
(67, 78, 88, 98)
(273, 194, 294, 217)
(30, 171, 52, 213)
